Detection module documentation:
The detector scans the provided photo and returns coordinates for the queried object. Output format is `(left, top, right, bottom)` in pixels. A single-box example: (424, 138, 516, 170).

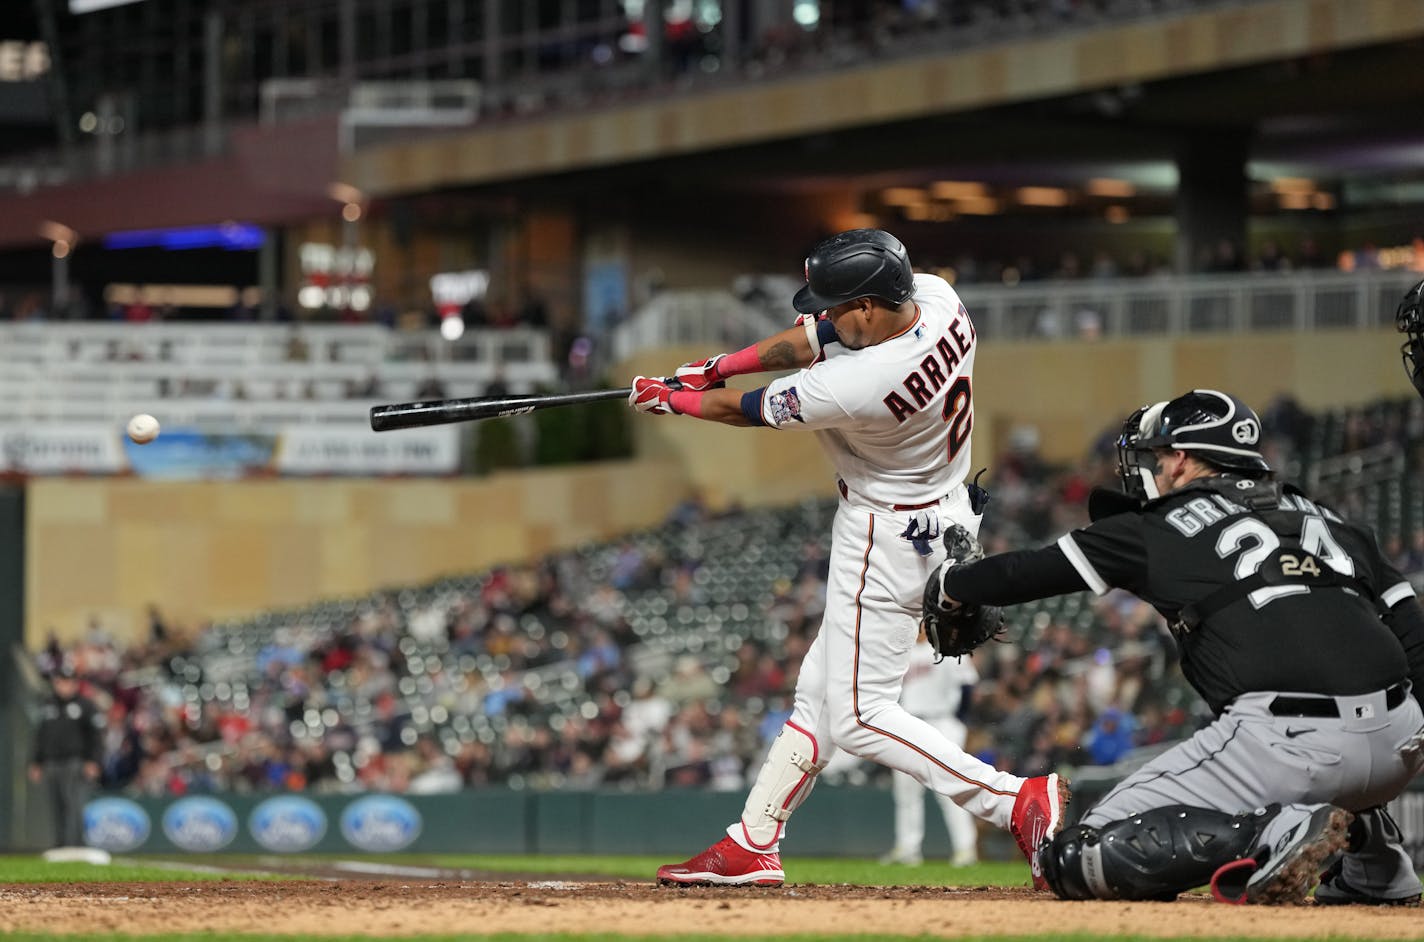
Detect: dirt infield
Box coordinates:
(1, 880, 1421, 938)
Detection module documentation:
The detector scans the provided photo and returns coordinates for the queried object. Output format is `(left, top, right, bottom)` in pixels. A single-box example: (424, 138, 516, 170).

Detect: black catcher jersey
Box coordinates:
(1058, 476, 1413, 713)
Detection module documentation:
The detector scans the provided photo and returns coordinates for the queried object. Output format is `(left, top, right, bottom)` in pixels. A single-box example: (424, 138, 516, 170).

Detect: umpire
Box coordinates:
(28, 664, 103, 848)
(922, 389, 1424, 905)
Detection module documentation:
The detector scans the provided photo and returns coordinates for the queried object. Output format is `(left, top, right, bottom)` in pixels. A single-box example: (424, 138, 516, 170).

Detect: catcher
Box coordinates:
(922, 389, 1424, 905)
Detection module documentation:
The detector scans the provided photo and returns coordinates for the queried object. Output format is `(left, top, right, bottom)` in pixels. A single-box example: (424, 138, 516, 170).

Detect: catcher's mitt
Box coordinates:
(920, 524, 1005, 660)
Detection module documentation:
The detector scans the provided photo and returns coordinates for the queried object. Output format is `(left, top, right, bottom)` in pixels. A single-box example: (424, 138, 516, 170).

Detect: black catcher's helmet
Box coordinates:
(792, 228, 915, 314)
(1398, 278, 1424, 401)
(1117, 389, 1270, 499)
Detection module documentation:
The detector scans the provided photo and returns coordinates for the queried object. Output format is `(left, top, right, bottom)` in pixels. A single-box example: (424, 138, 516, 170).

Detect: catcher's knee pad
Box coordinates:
(1040, 806, 1261, 901)
(738, 722, 828, 849)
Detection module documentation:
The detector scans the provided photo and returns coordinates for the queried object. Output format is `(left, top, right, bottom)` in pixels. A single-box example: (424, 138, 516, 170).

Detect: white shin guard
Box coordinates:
(734, 722, 827, 851)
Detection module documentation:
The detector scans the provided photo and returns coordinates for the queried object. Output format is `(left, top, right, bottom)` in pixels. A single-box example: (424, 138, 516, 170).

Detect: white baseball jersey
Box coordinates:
(753, 274, 976, 508)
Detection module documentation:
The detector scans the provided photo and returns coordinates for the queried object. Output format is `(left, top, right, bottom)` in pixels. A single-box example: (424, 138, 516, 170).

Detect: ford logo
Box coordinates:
(340, 795, 423, 853)
(162, 797, 238, 852)
(248, 796, 326, 853)
(83, 797, 151, 852)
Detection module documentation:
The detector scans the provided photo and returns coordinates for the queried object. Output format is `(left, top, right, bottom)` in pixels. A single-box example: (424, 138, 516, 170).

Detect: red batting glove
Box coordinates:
(673, 354, 727, 392)
(793, 311, 826, 327)
(629, 376, 679, 415)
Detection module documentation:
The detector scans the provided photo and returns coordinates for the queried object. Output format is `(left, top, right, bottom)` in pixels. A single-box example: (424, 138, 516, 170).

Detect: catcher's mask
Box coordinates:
(1398, 279, 1424, 400)
(1116, 389, 1271, 500)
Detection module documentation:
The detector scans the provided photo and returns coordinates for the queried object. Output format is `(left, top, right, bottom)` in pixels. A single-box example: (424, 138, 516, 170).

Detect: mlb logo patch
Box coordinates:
(769, 387, 804, 423)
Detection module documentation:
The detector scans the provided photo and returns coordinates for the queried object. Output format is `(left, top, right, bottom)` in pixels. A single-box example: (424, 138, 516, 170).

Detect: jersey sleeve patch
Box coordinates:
(1057, 533, 1110, 595)
(767, 386, 804, 424)
(1382, 581, 1418, 608)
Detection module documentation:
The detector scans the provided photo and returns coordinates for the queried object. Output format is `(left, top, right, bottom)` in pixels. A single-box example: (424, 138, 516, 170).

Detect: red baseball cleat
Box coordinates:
(656, 836, 785, 887)
(1010, 773, 1070, 891)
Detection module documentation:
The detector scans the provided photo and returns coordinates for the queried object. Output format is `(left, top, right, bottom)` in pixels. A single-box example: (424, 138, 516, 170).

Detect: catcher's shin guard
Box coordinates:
(1040, 806, 1262, 901)
(735, 722, 828, 850)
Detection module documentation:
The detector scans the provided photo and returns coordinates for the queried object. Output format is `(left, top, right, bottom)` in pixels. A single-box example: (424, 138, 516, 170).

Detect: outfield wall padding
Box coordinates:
(58, 779, 1424, 868)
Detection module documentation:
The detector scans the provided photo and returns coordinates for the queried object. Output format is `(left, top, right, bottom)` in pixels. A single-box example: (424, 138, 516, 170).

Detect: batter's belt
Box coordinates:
(836, 479, 968, 515)
(1268, 682, 1408, 718)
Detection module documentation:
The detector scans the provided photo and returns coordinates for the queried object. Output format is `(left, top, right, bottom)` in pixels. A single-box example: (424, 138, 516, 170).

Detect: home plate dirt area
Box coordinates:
(0, 880, 1419, 938)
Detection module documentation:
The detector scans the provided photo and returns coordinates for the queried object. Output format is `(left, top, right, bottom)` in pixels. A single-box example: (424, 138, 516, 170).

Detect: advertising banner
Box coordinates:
(274, 425, 459, 475)
(0, 427, 126, 474)
(121, 429, 277, 479)
(0, 424, 458, 477)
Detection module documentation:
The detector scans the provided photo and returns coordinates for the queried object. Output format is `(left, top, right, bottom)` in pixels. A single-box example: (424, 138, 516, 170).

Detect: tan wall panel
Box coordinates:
(27, 463, 692, 645)
(213, 527, 280, 610)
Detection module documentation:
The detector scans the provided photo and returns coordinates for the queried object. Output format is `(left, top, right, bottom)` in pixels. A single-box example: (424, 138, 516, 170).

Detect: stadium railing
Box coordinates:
(610, 290, 784, 361)
(955, 268, 1418, 339)
(609, 269, 1419, 353)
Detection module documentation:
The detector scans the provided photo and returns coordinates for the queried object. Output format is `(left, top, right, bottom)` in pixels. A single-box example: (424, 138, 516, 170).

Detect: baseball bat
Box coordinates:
(371, 388, 631, 432)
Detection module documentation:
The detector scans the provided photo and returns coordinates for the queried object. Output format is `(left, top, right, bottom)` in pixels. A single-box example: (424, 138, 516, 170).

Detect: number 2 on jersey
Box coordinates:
(1214, 514, 1353, 608)
(942, 377, 972, 463)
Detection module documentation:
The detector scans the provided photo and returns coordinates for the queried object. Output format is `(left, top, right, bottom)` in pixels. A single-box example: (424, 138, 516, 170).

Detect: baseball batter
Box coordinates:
(925, 389, 1424, 905)
(628, 228, 1066, 888)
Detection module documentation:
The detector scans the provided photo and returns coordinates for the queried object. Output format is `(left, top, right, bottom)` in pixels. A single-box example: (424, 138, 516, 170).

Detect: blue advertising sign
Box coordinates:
(340, 795, 423, 852)
(162, 796, 238, 852)
(122, 429, 276, 479)
(84, 797, 151, 852)
(248, 796, 327, 852)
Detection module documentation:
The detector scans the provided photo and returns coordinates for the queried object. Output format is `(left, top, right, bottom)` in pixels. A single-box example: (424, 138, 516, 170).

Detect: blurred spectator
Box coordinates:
(346, 372, 383, 398)
(284, 330, 311, 362)
(1084, 707, 1136, 766)
(124, 290, 154, 323)
(415, 375, 448, 400)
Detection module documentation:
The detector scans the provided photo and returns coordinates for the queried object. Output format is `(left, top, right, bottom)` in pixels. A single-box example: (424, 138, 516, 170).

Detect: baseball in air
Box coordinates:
(126, 413, 160, 445)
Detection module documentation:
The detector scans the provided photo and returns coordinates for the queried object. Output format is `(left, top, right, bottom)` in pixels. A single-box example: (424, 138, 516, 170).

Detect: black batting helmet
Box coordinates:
(1117, 389, 1270, 499)
(792, 228, 914, 314)
(1398, 278, 1424, 400)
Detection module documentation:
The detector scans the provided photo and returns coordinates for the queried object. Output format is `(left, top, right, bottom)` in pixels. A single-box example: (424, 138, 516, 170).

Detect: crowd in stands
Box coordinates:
(34, 394, 1424, 799)
(930, 237, 1337, 287)
(488, 0, 1246, 120)
(7, 233, 1416, 332)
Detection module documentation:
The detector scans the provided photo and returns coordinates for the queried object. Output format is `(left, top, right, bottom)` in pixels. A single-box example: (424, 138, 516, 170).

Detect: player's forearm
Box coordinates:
(710, 324, 827, 381)
(754, 324, 822, 371)
(945, 547, 1089, 606)
(671, 387, 754, 426)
